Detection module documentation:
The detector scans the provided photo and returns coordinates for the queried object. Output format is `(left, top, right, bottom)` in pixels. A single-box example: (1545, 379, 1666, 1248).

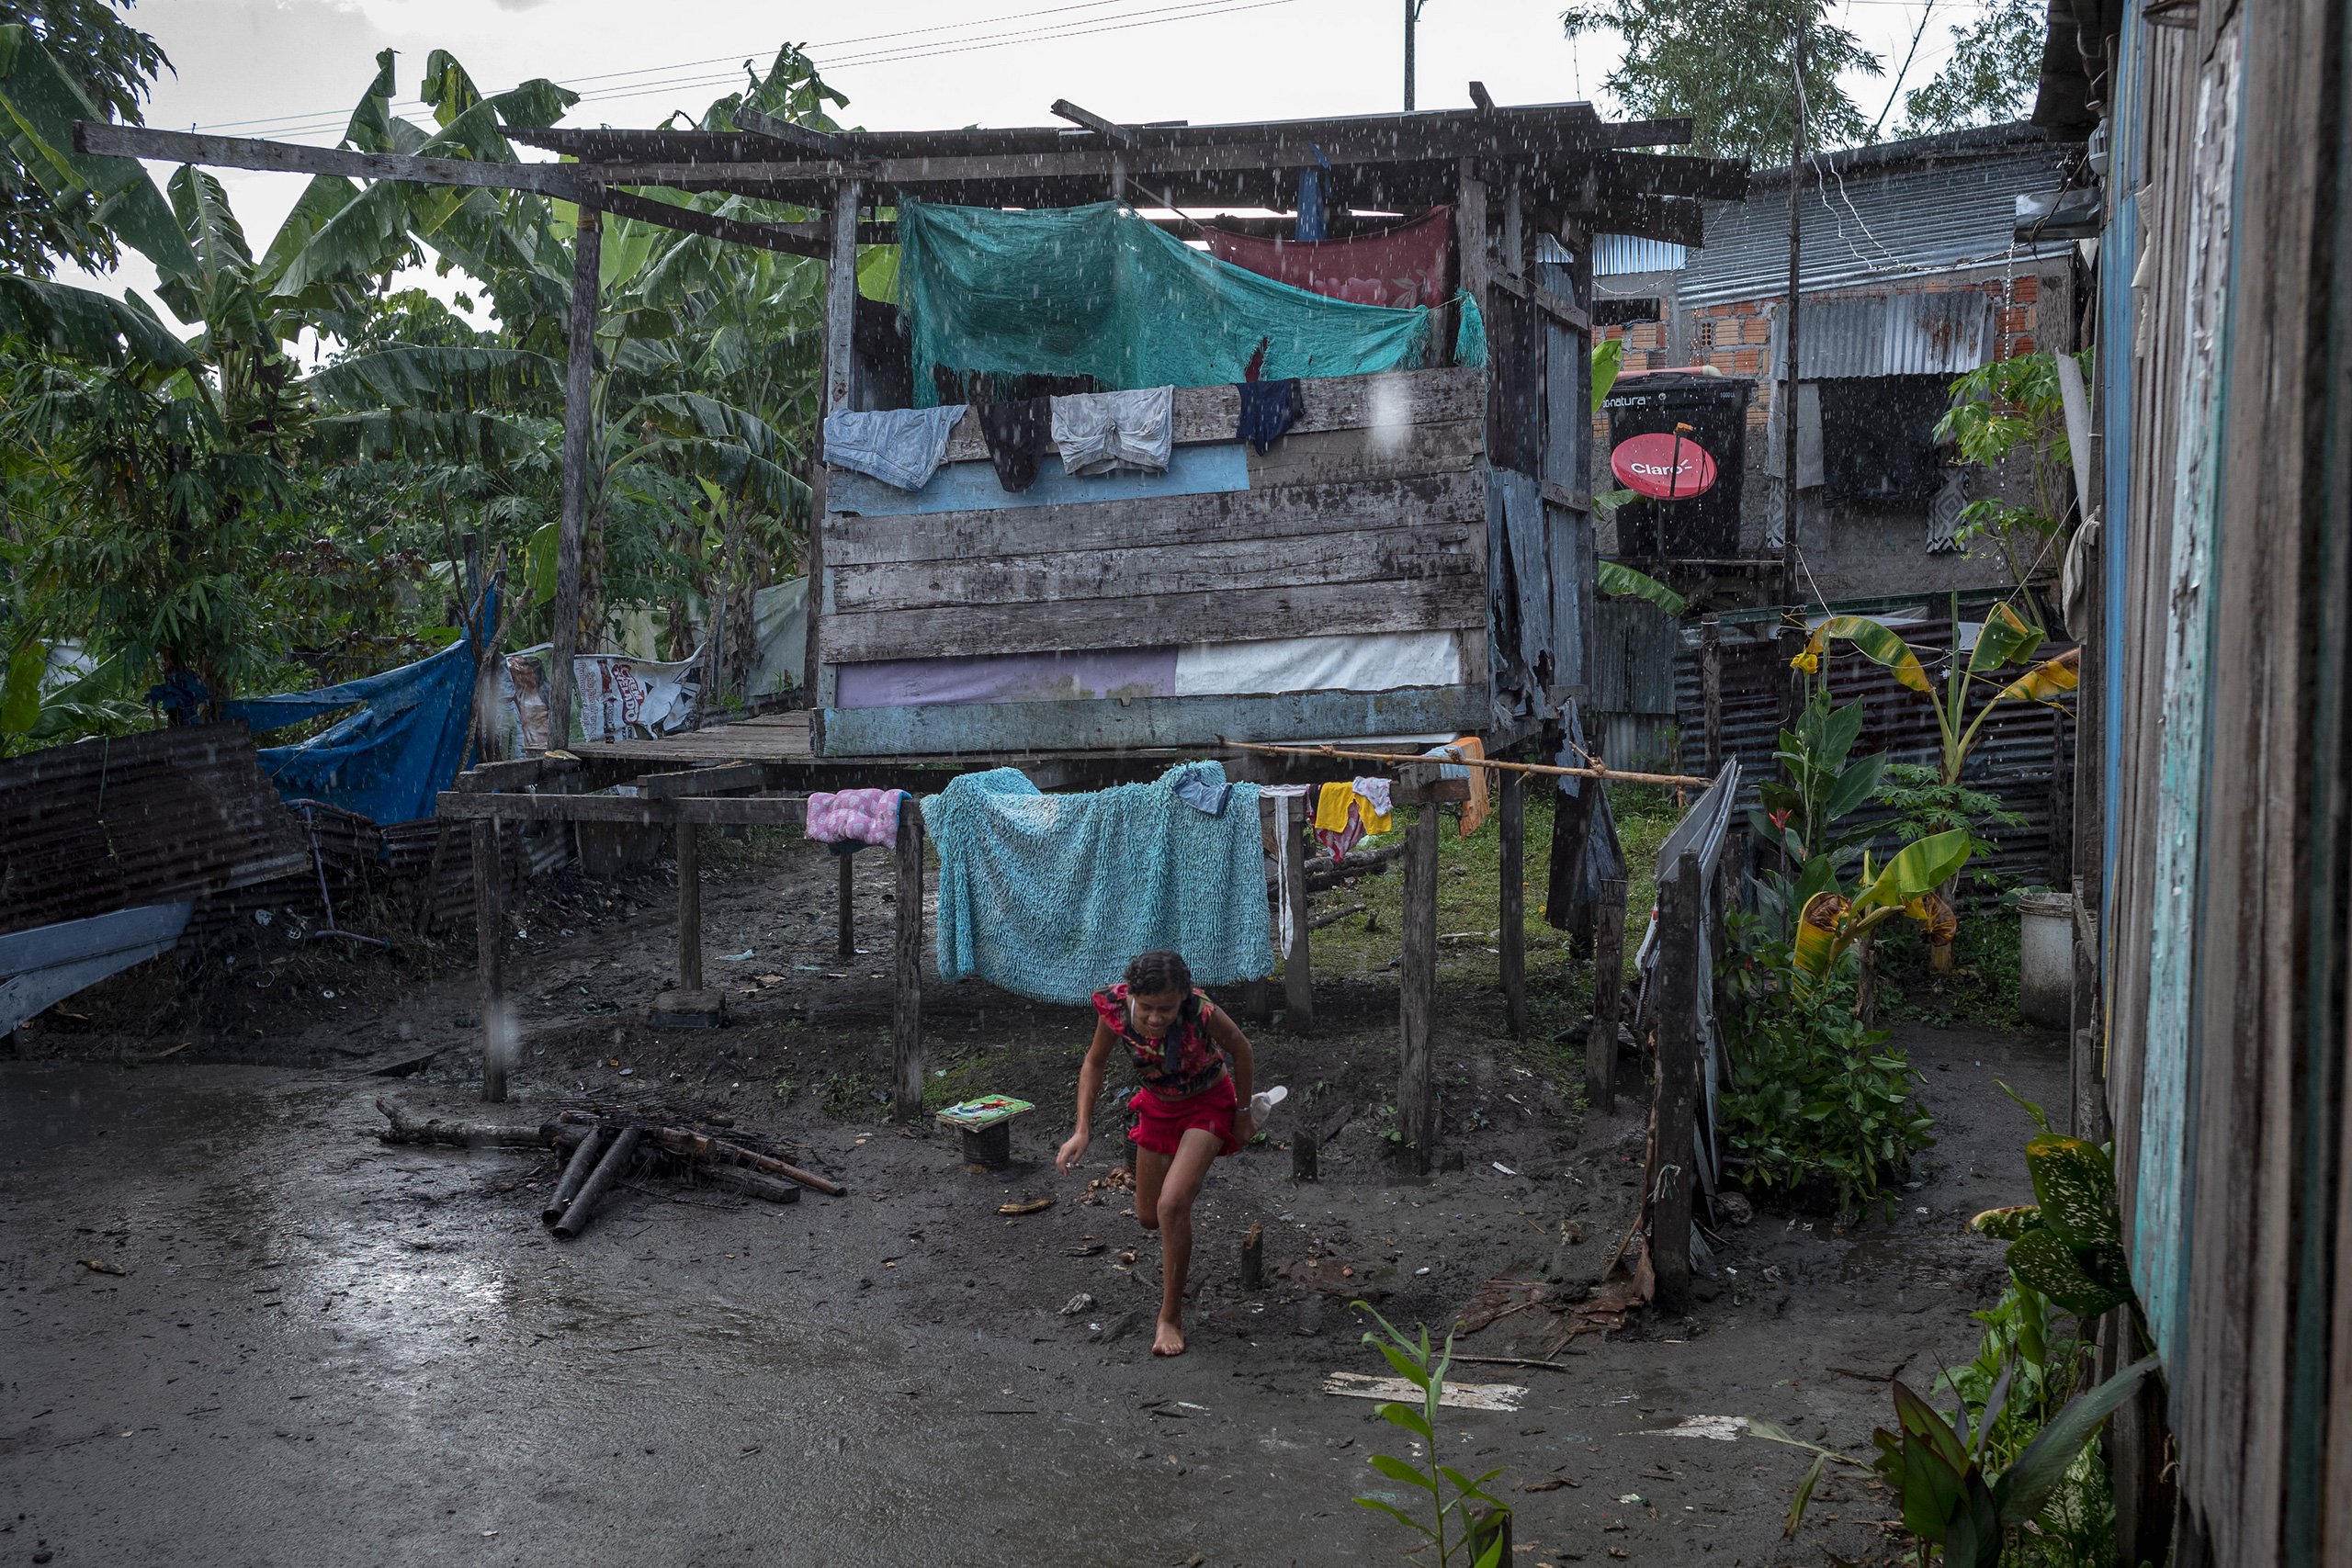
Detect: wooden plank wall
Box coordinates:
(812, 367, 1490, 754)
(2097, 0, 2352, 1560)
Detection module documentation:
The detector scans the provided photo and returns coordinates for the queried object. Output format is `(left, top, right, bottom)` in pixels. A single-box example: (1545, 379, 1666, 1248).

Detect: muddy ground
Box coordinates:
(2, 832, 2064, 1567)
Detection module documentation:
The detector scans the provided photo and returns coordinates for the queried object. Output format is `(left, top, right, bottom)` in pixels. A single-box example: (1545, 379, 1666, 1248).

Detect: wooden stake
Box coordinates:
(1221, 737, 1707, 789)
(473, 818, 505, 1103)
(1701, 614, 1724, 776)
(675, 821, 702, 995)
(1281, 793, 1314, 1032)
(892, 797, 926, 1122)
(548, 203, 600, 746)
(1650, 852, 1701, 1313)
(1241, 1222, 1265, 1291)
(1398, 786, 1442, 1176)
(1587, 876, 1628, 1113)
(1498, 772, 1527, 1038)
(836, 851, 855, 959)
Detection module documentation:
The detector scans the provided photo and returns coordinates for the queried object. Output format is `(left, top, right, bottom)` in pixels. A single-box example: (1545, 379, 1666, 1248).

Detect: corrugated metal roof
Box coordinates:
(1678, 143, 2075, 306)
(1594, 234, 1690, 276)
(1765, 290, 1994, 378)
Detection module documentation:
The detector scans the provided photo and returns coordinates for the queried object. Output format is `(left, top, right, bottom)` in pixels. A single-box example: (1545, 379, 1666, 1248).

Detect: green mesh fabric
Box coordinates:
(897, 199, 1438, 403)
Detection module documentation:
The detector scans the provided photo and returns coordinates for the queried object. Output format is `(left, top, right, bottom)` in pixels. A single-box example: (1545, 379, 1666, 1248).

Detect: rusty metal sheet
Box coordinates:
(0, 725, 311, 939)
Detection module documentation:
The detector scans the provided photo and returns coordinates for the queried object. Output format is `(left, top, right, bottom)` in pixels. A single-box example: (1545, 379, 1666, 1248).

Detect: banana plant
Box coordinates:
(1790, 827, 1973, 1001)
(1792, 596, 2077, 789)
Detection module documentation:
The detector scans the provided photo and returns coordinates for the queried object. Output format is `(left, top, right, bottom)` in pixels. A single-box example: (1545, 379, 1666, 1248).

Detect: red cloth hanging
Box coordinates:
(1204, 206, 1456, 311)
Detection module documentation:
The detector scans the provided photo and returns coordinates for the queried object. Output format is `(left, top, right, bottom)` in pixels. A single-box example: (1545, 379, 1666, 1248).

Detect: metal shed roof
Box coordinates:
(1677, 131, 2077, 306)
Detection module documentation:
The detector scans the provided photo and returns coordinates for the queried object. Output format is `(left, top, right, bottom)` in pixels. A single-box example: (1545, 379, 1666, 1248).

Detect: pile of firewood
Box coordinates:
(372, 1100, 842, 1238)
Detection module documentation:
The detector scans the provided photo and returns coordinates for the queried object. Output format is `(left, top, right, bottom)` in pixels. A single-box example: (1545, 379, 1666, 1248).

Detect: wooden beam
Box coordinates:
(1468, 81, 1498, 114)
(1587, 875, 1628, 1113)
(1498, 772, 1526, 1038)
(1397, 771, 1443, 1176)
(547, 203, 599, 750)
(597, 186, 828, 257)
(836, 852, 855, 960)
(819, 575, 1484, 665)
(731, 106, 848, 158)
(473, 819, 505, 1103)
(810, 183, 859, 714)
(1281, 792, 1314, 1032)
(675, 820, 703, 994)
(815, 685, 1492, 759)
(75, 120, 580, 197)
(1650, 851, 1700, 1312)
(1050, 99, 1136, 146)
(892, 801, 926, 1122)
(435, 791, 813, 826)
(635, 761, 765, 799)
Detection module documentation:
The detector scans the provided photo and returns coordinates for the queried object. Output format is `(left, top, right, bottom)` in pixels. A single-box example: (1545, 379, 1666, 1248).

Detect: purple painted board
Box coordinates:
(835, 647, 1179, 708)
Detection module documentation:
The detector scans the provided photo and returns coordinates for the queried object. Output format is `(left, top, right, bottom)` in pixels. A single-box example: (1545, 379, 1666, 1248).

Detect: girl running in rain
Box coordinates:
(1057, 950, 1268, 1358)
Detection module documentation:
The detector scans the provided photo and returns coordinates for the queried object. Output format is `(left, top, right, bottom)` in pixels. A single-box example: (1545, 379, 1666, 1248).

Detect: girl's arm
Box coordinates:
(1209, 1008, 1256, 1142)
(1057, 1020, 1116, 1174)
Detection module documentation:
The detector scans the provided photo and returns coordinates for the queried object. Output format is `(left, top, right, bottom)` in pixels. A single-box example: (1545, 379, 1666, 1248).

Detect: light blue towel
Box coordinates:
(823, 404, 966, 491)
(921, 763, 1273, 1005)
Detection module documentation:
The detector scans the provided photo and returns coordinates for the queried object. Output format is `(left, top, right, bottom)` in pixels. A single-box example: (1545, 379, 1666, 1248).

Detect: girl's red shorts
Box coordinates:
(1126, 1074, 1240, 1158)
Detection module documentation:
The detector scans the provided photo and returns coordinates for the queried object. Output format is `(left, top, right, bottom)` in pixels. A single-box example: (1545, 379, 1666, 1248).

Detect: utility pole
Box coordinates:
(1780, 10, 1807, 607)
(1404, 0, 1426, 110)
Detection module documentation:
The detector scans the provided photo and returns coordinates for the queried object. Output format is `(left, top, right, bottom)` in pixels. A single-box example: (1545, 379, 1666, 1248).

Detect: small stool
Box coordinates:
(935, 1095, 1036, 1173)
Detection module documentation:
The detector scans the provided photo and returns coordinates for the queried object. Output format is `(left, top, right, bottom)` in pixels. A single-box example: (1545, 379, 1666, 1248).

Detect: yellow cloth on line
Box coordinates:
(1312, 781, 1358, 836)
(1434, 736, 1490, 839)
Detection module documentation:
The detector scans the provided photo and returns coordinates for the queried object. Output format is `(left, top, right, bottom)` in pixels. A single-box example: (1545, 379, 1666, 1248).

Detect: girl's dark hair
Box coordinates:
(1124, 949, 1192, 997)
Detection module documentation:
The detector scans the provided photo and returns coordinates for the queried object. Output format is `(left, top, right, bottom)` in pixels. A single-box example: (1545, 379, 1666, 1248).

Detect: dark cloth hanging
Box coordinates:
(1235, 378, 1306, 454)
(977, 396, 1055, 491)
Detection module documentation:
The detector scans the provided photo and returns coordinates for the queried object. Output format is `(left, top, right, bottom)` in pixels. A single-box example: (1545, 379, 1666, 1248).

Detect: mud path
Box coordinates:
(3, 835, 2065, 1566)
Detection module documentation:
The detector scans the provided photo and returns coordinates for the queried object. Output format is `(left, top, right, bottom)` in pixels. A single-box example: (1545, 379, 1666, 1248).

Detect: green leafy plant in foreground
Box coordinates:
(1350, 1306, 1510, 1568)
(1970, 1087, 2143, 1329)
(1716, 912, 1934, 1215)
(1755, 1354, 2158, 1564)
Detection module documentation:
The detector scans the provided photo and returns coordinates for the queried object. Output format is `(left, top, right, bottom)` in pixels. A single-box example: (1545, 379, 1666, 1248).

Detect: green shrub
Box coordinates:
(1717, 913, 1934, 1216)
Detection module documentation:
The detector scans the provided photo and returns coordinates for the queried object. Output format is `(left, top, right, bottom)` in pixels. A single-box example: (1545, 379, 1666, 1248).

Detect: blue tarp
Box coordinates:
(221, 588, 493, 827)
(897, 199, 1435, 400)
(921, 762, 1273, 1005)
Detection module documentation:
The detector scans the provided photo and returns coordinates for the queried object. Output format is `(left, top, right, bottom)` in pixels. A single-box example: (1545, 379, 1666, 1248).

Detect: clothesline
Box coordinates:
(1218, 738, 1712, 789)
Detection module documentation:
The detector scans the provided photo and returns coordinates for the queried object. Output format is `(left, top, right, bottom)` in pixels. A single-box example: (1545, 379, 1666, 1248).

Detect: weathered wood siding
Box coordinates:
(811, 367, 1489, 755)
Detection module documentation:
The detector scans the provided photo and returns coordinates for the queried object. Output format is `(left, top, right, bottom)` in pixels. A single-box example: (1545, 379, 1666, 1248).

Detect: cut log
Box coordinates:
(544, 1126, 608, 1223)
(374, 1097, 543, 1148)
(553, 1126, 641, 1238)
(556, 1112, 846, 1196)
(697, 1164, 803, 1204)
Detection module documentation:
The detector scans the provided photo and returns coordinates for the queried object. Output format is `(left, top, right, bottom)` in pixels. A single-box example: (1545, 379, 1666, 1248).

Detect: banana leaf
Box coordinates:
(0, 24, 198, 277)
(1969, 599, 2045, 674)
(1597, 558, 1688, 616)
(1798, 615, 1932, 693)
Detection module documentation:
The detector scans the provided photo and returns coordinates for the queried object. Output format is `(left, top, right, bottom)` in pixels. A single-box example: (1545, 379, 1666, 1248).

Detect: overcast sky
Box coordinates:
(85, 0, 1994, 305)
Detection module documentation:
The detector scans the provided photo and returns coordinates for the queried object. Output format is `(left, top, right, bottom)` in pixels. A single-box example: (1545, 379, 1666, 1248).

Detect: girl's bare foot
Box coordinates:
(1151, 1317, 1187, 1357)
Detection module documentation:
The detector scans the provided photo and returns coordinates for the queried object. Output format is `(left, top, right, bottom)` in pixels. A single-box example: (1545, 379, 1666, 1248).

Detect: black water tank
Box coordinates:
(1600, 373, 1753, 561)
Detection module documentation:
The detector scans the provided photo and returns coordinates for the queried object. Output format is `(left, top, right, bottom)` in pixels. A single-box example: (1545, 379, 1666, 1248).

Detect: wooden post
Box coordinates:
(1397, 777, 1444, 1177)
(675, 821, 702, 994)
(805, 181, 863, 709)
(1701, 615, 1723, 776)
(473, 818, 505, 1103)
(547, 202, 600, 745)
(892, 796, 926, 1122)
(1587, 875, 1628, 1113)
(836, 852, 855, 958)
(1651, 852, 1700, 1313)
(1281, 793, 1314, 1032)
(1498, 772, 1527, 1037)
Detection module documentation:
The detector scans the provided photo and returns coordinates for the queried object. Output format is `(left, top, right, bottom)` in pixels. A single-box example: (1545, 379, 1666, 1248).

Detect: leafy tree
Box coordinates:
(1898, 0, 2047, 138)
(1560, 0, 1882, 160)
(0, 0, 167, 276)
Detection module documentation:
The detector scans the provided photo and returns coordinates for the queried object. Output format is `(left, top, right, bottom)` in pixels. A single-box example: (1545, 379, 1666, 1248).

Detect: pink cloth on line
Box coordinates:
(806, 788, 905, 848)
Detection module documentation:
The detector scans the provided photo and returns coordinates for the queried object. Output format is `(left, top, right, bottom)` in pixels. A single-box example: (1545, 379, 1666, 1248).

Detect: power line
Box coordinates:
(187, 0, 1305, 144)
